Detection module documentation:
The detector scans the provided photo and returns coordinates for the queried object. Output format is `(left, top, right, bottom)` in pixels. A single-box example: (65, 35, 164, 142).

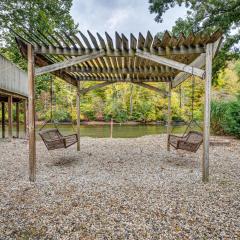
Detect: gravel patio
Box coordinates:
(0, 135, 239, 239)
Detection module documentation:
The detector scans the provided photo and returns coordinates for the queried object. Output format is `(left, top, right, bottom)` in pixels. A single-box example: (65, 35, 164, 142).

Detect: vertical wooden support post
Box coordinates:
(202, 43, 213, 182)
(28, 44, 36, 182)
(167, 82, 172, 151)
(16, 102, 20, 138)
(23, 100, 28, 138)
(8, 96, 13, 139)
(1, 102, 5, 138)
(76, 81, 81, 151)
(110, 117, 113, 138)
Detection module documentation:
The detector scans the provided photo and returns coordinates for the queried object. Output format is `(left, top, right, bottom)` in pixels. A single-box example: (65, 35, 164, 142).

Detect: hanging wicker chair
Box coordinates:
(39, 128, 78, 151)
(168, 130, 203, 153)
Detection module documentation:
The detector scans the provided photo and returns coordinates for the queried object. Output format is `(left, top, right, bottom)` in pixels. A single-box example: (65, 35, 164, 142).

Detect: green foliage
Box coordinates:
(0, 0, 77, 107)
(223, 97, 240, 138)
(211, 97, 240, 138)
(149, 0, 240, 79)
(234, 61, 240, 81)
(211, 101, 228, 135)
(33, 60, 239, 125)
(0, 0, 76, 34)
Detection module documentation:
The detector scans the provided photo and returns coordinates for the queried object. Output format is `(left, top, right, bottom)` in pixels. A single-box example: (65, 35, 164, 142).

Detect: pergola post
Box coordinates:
(1, 102, 5, 138)
(8, 96, 13, 139)
(202, 43, 213, 182)
(167, 82, 172, 151)
(28, 44, 36, 182)
(76, 81, 81, 151)
(16, 102, 20, 138)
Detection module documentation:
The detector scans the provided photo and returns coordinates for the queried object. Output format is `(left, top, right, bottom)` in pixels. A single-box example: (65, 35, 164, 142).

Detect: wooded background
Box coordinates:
(0, 0, 239, 136)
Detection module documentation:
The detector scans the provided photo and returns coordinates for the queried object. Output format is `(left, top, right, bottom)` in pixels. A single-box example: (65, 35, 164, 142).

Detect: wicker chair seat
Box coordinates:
(39, 129, 78, 150)
(168, 131, 203, 153)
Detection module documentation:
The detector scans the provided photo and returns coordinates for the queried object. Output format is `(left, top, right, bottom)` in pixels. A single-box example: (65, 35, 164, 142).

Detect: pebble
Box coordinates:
(0, 135, 239, 239)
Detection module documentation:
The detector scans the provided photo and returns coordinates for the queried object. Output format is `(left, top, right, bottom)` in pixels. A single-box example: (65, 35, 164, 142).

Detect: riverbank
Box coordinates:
(35, 120, 183, 126)
(0, 135, 239, 239)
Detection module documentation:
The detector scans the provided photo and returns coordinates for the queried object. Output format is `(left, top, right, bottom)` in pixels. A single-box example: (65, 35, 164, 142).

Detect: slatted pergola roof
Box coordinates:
(15, 30, 222, 91)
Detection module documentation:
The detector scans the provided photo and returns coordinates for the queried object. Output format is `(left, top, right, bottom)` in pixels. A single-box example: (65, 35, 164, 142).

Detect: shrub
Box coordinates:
(223, 99, 240, 138)
(211, 97, 240, 138)
(211, 101, 228, 135)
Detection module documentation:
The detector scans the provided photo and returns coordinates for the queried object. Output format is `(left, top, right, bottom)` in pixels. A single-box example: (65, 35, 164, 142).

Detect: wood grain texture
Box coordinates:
(28, 44, 36, 182)
(202, 43, 213, 182)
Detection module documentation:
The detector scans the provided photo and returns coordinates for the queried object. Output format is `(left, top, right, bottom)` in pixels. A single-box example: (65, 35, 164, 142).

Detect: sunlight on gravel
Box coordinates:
(0, 135, 239, 239)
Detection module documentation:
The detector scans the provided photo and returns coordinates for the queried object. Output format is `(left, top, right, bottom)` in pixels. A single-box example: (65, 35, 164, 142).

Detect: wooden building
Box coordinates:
(0, 54, 28, 139)
(14, 29, 222, 182)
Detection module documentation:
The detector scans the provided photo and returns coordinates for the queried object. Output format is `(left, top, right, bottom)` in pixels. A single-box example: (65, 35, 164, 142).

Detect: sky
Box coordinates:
(71, 0, 187, 38)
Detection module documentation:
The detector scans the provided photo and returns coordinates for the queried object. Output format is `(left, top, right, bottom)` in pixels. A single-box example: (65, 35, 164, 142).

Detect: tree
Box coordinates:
(0, 0, 76, 36)
(149, 0, 240, 78)
(0, 0, 77, 103)
(0, 0, 76, 62)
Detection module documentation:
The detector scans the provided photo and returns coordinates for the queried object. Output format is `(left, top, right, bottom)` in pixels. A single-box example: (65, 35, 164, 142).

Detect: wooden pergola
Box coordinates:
(15, 29, 222, 182)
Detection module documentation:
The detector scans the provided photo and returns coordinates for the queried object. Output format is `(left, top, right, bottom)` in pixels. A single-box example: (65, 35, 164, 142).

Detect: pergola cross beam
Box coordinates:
(172, 37, 223, 88)
(136, 50, 205, 78)
(35, 50, 105, 76)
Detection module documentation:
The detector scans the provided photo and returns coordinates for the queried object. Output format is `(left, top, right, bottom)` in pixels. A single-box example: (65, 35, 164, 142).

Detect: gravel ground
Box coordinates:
(0, 135, 239, 240)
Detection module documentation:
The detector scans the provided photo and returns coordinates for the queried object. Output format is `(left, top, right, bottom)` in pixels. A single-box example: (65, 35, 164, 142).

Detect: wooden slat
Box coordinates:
(176, 33, 186, 47)
(79, 31, 92, 50)
(130, 34, 137, 51)
(144, 31, 153, 50)
(161, 31, 171, 48)
(115, 32, 122, 50)
(88, 30, 100, 50)
(71, 33, 85, 49)
(122, 34, 129, 51)
(65, 65, 177, 75)
(110, 56, 117, 70)
(152, 35, 161, 50)
(55, 31, 69, 47)
(168, 36, 178, 48)
(103, 56, 111, 69)
(207, 30, 223, 43)
(77, 75, 172, 82)
(183, 32, 195, 46)
(97, 33, 107, 50)
(105, 32, 114, 51)
(63, 32, 78, 48)
(37, 30, 55, 46)
(137, 33, 145, 50)
(49, 32, 63, 47)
